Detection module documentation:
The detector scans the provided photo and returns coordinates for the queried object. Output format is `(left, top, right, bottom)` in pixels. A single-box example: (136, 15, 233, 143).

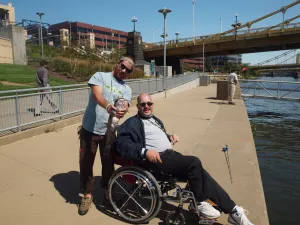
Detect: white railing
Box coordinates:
(240, 79, 300, 101)
(0, 73, 198, 136)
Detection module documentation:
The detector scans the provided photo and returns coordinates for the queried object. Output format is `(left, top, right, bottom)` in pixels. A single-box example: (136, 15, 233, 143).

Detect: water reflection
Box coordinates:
(244, 77, 300, 225)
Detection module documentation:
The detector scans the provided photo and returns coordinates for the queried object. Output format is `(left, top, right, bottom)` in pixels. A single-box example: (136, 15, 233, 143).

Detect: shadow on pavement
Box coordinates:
(49, 171, 104, 206)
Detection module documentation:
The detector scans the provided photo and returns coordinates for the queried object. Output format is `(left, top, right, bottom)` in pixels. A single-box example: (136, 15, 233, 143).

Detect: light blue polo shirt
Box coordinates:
(82, 72, 132, 135)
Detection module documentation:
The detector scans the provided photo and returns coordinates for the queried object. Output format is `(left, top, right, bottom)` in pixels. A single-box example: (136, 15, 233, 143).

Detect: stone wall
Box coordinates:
(0, 25, 27, 65)
(0, 37, 13, 64)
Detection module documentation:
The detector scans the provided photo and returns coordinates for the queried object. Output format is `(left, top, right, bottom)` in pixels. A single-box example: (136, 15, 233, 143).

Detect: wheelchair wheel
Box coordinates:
(108, 166, 162, 223)
(165, 211, 185, 225)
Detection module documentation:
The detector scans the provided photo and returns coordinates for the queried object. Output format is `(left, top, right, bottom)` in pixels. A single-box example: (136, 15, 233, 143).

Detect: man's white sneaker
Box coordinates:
(228, 206, 254, 225)
(197, 201, 221, 219)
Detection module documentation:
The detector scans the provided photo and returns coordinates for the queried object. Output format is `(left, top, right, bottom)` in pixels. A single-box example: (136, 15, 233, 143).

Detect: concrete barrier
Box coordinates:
(0, 37, 13, 64)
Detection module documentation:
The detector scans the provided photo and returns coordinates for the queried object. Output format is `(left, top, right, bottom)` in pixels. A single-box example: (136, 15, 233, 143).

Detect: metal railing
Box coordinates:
(240, 80, 300, 101)
(145, 22, 300, 51)
(0, 73, 198, 135)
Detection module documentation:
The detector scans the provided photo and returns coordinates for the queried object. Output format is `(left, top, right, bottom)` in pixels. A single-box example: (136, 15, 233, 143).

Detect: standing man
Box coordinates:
(35, 60, 59, 116)
(228, 72, 238, 105)
(78, 56, 134, 216)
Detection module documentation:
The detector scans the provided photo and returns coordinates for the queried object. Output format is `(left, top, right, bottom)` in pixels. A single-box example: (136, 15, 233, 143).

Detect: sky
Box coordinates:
(4, 0, 300, 65)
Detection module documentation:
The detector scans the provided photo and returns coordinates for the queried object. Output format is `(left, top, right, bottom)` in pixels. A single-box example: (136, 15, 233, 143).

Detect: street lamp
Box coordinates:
(175, 31, 179, 44)
(36, 12, 45, 58)
(231, 13, 241, 40)
(111, 29, 114, 50)
(158, 7, 172, 97)
(192, 0, 196, 44)
(202, 37, 205, 75)
(69, 21, 72, 46)
(152, 30, 154, 43)
(220, 18, 222, 33)
(131, 16, 137, 32)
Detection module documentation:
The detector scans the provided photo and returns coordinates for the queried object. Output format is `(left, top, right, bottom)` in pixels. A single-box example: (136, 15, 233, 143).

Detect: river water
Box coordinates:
(243, 77, 300, 225)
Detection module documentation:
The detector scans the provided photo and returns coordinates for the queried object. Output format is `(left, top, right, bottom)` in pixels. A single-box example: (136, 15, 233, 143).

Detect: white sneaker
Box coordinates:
(228, 206, 254, 225)
(198, 201, 221, 219)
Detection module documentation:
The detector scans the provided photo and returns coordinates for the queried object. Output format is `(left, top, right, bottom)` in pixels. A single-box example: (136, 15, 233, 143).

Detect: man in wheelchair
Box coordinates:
(115, 93, 254, 225)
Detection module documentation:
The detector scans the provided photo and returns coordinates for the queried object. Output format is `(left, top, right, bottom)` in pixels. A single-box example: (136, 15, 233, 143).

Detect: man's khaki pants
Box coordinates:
(228, 83, 236, 103)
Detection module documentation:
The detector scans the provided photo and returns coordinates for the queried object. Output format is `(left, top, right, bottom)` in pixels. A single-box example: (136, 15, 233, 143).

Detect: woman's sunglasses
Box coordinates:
(140, 102, 153, 107)
(120, 63, 133, 74)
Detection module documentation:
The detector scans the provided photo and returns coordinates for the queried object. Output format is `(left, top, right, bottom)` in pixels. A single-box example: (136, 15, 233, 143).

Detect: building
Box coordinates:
(49, 21, 128, 50)
(182, 55, 242, 71)
(207, 55, 242, 67)
(0, 2, 15, 27)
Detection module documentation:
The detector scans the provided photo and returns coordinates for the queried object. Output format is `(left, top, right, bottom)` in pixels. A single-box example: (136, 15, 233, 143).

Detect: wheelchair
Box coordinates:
(108, 156, 219, 225)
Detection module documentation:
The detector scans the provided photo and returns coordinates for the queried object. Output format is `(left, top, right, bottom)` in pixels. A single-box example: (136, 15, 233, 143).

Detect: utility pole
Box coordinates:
(192, 0, 196, 44)
(158, 8, 172, 98)
(36, 12, 45, 58)
(220, 18, 222, 33)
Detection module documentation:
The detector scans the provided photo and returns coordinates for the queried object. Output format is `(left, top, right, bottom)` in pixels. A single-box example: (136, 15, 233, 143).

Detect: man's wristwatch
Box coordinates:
(141, 148, 148, 158)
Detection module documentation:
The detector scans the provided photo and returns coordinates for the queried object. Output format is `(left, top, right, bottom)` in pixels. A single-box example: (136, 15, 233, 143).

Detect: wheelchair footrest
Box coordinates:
(198, 218, 218, 224)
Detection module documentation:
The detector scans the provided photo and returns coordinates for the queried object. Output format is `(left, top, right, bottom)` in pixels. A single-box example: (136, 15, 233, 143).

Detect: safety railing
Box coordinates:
(240, 80, 300, 101)
(0, 73, 198, 135)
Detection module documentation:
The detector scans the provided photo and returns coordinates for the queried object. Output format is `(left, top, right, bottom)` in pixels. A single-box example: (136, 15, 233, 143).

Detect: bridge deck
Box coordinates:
(0, 85, 269, 225)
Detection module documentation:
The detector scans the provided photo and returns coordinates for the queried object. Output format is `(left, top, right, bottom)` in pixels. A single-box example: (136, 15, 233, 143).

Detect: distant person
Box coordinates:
(78, 56, 134, 216)
(34, 60, 59, 116)
(228, 72, 238, 105)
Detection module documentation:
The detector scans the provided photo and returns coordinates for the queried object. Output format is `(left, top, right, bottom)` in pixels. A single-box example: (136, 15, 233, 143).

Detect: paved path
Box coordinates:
(0, 84, 269, 225)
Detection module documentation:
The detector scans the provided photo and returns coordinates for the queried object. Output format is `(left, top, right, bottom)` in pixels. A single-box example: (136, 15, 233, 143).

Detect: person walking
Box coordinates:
(34, 60, 59, 116)
(78, 56, 134, 216)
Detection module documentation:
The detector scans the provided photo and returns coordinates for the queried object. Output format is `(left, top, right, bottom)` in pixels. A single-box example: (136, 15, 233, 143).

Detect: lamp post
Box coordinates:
(158, 8, 172, 97)
(152, 30, 154, 43)
(192, 0, 196, 44)
(131, 16, 137, 32)
(175, 31, 179, 44)
(69, 21, 72, 46)
(36, 12, 45, 58)
(111, 29, 114, 50)
(202, 37, 205, 75)
(220, 18, 222, 33)
(231, 13, 241, 40)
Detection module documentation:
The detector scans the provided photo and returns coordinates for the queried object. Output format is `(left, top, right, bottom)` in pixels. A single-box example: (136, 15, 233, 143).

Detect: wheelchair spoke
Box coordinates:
(115, 179, 149, 215)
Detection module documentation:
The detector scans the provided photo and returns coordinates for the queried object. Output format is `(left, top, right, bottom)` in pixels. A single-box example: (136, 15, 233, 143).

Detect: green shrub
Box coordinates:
(49, 59, 72, 75)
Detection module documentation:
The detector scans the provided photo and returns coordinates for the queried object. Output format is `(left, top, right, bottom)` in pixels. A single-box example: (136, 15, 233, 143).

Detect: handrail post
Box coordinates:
(59, 88, 63, 118)
(15, 93, 21, 132)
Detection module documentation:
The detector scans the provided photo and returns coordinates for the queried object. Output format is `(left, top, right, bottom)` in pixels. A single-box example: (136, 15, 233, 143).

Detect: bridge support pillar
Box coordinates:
(151, 56, 182, 75)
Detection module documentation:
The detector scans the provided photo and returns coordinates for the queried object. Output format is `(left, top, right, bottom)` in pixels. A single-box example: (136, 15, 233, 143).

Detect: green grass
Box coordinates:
(0, 63, 73, 91)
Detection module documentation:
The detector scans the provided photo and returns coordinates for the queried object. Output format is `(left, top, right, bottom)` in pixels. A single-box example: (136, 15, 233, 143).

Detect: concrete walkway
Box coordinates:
(0, 84, 269, 225)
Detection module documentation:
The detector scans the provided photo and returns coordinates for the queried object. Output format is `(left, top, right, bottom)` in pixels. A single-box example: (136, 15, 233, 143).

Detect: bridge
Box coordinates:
(249, 63, 300, 71)
(143, 0, 300, 73)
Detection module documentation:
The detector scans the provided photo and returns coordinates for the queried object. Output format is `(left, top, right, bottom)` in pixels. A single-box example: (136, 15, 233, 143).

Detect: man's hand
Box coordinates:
(146, 150, 162, 164)
(107, 105, 127, 118)
(170, 134, 179, 145)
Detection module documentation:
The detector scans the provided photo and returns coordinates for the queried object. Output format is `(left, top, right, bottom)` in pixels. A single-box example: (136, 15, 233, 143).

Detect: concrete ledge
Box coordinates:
(0, 78, 199, 146)
(0, 115, 83, 146)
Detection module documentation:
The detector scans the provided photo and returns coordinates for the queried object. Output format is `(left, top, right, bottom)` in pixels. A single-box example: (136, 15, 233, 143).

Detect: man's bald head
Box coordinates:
(137, 93, 152, 104)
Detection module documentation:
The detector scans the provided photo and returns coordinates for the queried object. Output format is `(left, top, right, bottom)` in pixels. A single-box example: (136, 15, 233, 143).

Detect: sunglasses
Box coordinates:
(140, 102, 153, 107)
(120, 63, 133, 74)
